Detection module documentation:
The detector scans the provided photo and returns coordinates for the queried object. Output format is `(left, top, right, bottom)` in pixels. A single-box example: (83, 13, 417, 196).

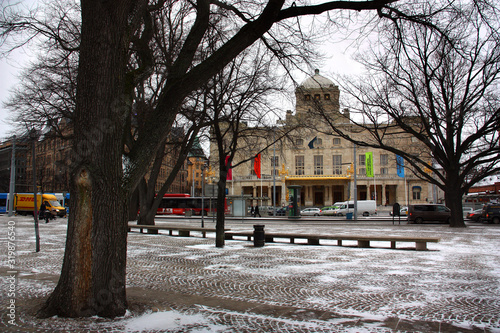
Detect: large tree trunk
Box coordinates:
(38, 0, 136, 318)
(444, 176, 466, 228)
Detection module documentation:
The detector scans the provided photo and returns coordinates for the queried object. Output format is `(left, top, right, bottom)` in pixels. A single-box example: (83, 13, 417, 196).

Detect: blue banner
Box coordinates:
(396, 155, 405, 178)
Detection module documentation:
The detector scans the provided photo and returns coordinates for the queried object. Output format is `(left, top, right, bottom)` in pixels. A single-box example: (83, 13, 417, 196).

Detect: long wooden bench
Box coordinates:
(225, 231, 440, 251)
(128, 224, 228, 238)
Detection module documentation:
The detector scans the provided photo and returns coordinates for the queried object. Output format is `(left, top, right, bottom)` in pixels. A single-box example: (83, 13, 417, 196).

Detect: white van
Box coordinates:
(334, 200, 377, 216)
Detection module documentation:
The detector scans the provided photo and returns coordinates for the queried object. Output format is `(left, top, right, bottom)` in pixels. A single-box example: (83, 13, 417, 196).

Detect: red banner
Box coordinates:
(254, 154, 261, 179)
(225, 156, 232, 180)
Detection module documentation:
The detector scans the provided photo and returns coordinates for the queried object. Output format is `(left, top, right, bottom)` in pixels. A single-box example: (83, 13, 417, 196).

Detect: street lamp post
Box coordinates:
(273, 127, 276, 216)
(30, 129, 40, 252)
(201, 162, 206, 228)
(8, 135, 16, 217)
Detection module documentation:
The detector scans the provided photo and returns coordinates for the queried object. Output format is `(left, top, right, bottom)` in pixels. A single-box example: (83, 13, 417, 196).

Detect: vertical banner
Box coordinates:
(225, 155, 232, 180)
(365, 152, 374, 177)
(396, 155, 405, 178)
(254, 153, 261, 179)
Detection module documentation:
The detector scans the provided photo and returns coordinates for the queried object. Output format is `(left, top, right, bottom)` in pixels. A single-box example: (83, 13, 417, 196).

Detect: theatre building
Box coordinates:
(210, 70, 432, 209)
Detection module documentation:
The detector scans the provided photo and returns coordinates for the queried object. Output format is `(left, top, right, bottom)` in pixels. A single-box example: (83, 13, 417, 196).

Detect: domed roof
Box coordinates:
(299, 69, 335, 89)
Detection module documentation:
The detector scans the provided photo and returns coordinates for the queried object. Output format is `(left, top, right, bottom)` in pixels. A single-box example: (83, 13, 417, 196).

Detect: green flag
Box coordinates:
(366, 152, 374, 177)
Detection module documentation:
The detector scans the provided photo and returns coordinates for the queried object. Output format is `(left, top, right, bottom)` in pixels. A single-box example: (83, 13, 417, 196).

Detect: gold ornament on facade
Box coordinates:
(279, 164, 289, 177)
(346, 163, 354, 178)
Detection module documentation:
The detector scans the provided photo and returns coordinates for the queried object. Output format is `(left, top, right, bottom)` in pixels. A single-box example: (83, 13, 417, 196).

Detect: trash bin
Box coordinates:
(346, 212, 353, 220)
(253, 225, 265, 247)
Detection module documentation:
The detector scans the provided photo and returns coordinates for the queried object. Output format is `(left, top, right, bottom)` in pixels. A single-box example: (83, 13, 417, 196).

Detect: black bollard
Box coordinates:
(253, 224, 265, 247)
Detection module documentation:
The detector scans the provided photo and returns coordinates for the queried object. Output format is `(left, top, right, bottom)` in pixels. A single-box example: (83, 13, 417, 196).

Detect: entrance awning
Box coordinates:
(285, 175, 352, 181)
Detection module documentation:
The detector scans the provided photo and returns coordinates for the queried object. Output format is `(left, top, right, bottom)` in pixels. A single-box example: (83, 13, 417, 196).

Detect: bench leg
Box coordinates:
(169, 230, 173, 236)
(178, 230, 190, 237)
(290, 237, 295, 244)
(247, 236, 252, 241)
(265, 236, 274, 243)
(416, 242, 427, 251)
(337, 240, 342, 246)
(202, 231, 206, 238)
(391, 241, 396, 249)
(308, 238, 320, 245)
(358, 240, 370, 248)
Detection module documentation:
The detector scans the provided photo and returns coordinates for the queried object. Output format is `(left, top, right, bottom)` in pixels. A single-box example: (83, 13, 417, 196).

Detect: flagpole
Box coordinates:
(260, 177, 262, 207)
(405, 176, 408, 207)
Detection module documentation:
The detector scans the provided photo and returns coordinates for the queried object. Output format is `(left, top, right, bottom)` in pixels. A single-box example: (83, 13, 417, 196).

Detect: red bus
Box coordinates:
(157, 193, 225, 216)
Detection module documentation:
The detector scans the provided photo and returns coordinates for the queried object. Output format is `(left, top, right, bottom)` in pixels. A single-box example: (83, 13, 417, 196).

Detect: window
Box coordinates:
(314, 94, 321, 100)
(380, 154, 388, 166)
(359, 154, 366, 166)
(271, 156, 279, 176)
(412, 187, 421, 200)
(324, 94, 330, 100)
(358, 154, 366, 175)
(295, 156, 305, 175)
(317, 138, 323, 146)
(271, 156, 279, 167)
(296, 138, 303, 146)
(333, 138, 341, 145)
(333, 155, 342, 175)
(304, 94, 311, 100)
(314, 155, 323, 175)
(381, 168, 388, 175)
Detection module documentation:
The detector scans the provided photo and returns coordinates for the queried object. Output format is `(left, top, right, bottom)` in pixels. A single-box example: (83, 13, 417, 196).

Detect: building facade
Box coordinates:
(3, 123, 190, 196)
(0, 137, 29, 193)
(212, 70, 432, 209)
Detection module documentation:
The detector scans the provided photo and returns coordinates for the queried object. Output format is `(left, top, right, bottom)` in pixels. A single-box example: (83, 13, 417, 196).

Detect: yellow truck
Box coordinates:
(14, 193, 67, 217)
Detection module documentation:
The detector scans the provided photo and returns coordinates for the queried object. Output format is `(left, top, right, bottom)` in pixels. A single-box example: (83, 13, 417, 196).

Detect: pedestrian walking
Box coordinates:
(250, 205, 254, 217)
(39, 201, 49, 223)
(254, 205, 261, 217)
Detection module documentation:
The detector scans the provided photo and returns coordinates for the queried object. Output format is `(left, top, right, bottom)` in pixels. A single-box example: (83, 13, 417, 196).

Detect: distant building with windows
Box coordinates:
(210, 70, 432, 208)
(0, 136, 29, 193)
(3, 121, 190, 196)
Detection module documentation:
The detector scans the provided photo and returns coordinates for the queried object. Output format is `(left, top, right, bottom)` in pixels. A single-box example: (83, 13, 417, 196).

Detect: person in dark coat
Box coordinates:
(39, 201, 49, 223)
(254, 205, 261, 217)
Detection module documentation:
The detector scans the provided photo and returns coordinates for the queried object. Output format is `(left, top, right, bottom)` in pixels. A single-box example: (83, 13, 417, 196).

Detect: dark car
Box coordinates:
(268, 207, 287, 216)
(481, 204, 500, 224)
(466, 209, 483, 222)
(408, 204, 451, 224)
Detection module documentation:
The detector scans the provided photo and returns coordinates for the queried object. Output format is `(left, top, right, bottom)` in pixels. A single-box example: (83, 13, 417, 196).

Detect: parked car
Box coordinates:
(390, 206, 408, 216)
(408, 204, 451, 224)
(480, 204, 500, 224)
(268, 207, 287, 216)
(462, 207, 473, 217)
(466, 209, 483, 222)
(321, 206, 337, 216)
(334, 200, 377, 216)
(301, 207, 322, 216)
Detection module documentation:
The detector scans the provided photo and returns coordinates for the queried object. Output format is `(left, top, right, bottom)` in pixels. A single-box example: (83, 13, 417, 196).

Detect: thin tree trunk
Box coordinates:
(215, 175, 228, 248)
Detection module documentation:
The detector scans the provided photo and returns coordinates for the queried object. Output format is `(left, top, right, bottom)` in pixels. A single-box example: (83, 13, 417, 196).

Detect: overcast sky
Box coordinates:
(0, 3, 366, 141)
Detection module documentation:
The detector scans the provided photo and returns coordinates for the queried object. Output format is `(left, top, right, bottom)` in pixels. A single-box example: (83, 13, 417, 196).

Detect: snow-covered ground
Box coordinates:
(1, 215, 499, 332)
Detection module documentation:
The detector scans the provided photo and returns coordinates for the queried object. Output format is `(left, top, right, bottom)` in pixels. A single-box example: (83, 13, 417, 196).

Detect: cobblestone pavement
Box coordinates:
(1, 215, 499, 332)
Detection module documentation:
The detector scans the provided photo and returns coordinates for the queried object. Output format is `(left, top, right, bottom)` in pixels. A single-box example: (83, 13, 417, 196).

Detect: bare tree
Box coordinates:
(206, 48, 293, 247)
(317, 2, 500, 227)
(2, 0, 412, 318)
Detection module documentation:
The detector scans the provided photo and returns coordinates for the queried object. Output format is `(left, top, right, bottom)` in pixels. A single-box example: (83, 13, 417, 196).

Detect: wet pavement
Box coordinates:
(1, 215, 499, 332)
